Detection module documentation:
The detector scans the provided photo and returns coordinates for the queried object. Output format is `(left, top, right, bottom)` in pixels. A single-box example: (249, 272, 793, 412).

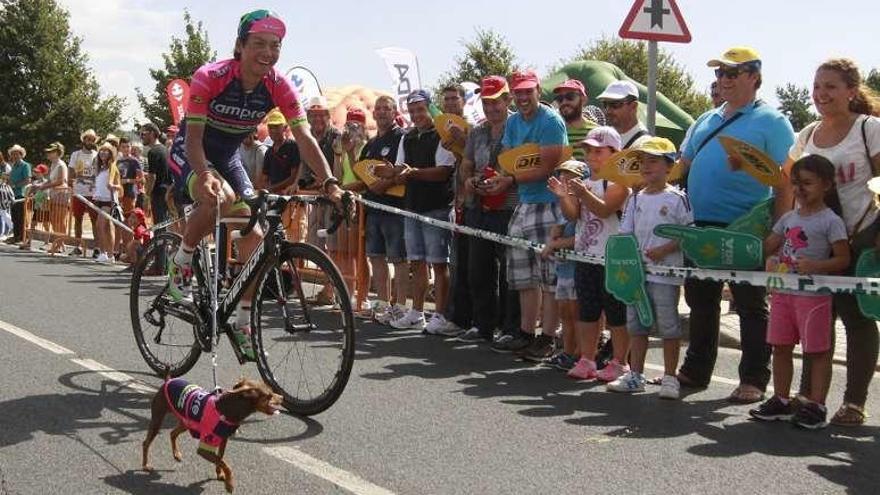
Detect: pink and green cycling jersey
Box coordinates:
(163, 378, 239, 455)
(183, 58, 306, 163)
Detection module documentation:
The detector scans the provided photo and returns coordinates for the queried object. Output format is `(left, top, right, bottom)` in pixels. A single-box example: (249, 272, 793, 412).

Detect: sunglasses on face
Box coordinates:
(603, 99, 632, 110)
(554, 93, 580, 103)
(715, 67, 750, 79)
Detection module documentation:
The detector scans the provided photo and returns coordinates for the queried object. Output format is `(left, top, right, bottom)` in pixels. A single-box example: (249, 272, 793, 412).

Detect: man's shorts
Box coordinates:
(71, 195, 96, 218)
(768, 292, 833, 353)
(555, 274, 577, 300)
(575, 262, 626, 326)
(506, 202, 560, 291)
(366, 211, 406, 263)
(404, 208, 451, 264)
(168, 138, 254, 205)
(627, 282, 682, 339)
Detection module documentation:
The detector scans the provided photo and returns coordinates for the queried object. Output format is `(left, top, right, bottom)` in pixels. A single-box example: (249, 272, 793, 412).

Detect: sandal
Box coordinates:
(830, 403, 867, 426)
(727, 384, 765, 404)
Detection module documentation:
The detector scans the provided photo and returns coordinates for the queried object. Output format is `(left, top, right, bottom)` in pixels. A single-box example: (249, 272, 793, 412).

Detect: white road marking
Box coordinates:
(0, 319, 74, 355)
(0, 317, 396, 495)
(264, 446, 396, 495)
(70, 358, 157, 394)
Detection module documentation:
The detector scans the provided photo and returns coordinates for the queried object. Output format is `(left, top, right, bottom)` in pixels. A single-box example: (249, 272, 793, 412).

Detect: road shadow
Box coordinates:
(102, 470, 211, 495)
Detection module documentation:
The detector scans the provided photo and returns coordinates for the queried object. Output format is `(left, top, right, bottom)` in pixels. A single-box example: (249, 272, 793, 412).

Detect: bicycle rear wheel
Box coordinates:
(253, 242, 355, 415)
(130, 231, 201, 376)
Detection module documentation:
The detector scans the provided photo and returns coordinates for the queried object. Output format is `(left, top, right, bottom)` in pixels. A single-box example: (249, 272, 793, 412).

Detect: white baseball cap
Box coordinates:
(597, 80, 639, 101)
(306, 95, 329, 112)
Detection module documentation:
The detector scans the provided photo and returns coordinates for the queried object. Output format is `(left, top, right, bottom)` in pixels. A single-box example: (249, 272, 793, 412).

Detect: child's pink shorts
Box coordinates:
(768, 292, 833, 353)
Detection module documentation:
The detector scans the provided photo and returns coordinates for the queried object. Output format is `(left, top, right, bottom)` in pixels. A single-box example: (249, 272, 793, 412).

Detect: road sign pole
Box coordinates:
(646, 40, 658, 135)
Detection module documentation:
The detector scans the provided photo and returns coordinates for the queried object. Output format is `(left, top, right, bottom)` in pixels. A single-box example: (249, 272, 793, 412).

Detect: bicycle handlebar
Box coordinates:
(238, 190, 353, 238)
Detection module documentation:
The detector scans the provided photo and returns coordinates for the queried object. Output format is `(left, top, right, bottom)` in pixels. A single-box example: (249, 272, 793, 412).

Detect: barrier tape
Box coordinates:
(353, 197, 880, 297)
(74, 194, 133, 234)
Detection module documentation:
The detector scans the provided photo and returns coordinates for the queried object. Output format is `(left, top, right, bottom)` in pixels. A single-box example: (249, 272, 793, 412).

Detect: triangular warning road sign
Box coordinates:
(619, 0, 692, 43)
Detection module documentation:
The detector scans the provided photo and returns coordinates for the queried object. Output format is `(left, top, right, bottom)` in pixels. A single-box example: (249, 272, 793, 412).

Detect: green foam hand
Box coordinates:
(605, 235, 654, 327)
(654, 224, 763, 270)
(728, 198, 774, 239)
(856, 249, 880, 321)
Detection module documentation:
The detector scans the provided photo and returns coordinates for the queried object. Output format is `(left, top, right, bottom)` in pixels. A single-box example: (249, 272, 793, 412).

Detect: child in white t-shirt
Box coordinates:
(607, 137, 693, 400)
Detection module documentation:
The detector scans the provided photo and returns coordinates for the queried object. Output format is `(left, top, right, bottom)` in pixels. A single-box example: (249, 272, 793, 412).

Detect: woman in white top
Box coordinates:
(92, 142, 122, 263)
(32, 142, 69, 254)
(787, 58, 880, 426)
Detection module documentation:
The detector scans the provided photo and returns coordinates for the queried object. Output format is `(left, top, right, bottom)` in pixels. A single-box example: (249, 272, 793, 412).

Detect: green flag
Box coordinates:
(856, 249, 880, 321)
(728, 198, 774, 239)
(654, 224, 763, 270)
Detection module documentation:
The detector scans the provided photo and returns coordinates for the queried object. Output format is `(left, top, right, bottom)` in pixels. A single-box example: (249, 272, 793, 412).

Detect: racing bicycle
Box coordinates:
(130, 192, 355, 415)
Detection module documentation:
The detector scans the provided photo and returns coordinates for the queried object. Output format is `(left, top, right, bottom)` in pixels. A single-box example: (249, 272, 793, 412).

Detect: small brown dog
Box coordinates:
(142, 377, 282, 492)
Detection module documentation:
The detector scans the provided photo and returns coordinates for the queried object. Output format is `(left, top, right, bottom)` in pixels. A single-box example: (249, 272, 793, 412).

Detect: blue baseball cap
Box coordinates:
(406, 89, 432, 105)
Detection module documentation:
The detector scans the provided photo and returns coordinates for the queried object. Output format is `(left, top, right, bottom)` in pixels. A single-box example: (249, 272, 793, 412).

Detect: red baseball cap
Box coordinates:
(479, 76, 510, 99)
(346, 107, 367, 125)
(553, 79, 587, 97)
(510, 70, 539, 91)
(34, 164, 48, 175)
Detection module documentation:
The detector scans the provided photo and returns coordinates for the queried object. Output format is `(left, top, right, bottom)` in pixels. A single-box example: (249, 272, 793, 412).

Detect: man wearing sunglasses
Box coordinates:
(677, 46, 795, 404)
(598, 80, 651, 150)
(553, 79, 597, 162)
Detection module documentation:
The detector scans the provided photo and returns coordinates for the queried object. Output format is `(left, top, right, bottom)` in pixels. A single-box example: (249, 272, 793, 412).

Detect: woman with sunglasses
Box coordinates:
(787, 58, 880, 426)
(164, 9, 342, 361)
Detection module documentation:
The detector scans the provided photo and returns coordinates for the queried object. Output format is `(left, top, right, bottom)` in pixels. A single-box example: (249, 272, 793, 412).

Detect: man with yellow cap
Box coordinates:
(677, 46, 795, 403)
(259, 108, 301, 193)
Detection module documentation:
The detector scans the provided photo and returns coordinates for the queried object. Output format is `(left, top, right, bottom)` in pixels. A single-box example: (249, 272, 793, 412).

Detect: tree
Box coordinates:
(0, 0, 123, 156)
(566, 37, 711, 119)
(435, 28, 519, 91)
(776, 83, 817, 131)
(136, 10, 215, 130)
(867, 68, 880, 95)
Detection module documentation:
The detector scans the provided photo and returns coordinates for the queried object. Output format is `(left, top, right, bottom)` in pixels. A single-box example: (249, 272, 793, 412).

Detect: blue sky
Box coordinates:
(59, 0, 880, 127)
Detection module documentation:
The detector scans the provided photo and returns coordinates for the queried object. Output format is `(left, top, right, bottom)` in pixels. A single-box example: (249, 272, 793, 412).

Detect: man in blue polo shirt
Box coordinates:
(677, 46, 795, 403)
(487, 70, 568, 359)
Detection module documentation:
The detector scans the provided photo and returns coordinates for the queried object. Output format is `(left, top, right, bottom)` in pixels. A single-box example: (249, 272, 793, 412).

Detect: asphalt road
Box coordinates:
(0, 245, 878, 494)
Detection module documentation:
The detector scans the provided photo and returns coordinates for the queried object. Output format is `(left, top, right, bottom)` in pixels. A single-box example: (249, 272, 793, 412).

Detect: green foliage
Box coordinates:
(867, 68, 880, 94)
(0, 0, 122, 158)
(567, 37, 711, 119)
(775, 83, 817, 131)
(136, 10, 215, 130)
(435, 28, 519, 91)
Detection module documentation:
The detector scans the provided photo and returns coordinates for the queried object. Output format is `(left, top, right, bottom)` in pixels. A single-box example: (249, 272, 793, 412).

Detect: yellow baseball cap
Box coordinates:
(266, 108, 286, 126)
(634, 137, 677, 161)
(707, 46, 761, 68)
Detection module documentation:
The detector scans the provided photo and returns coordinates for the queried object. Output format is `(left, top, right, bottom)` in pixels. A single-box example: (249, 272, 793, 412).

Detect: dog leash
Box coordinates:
(210, 193, 221, 391)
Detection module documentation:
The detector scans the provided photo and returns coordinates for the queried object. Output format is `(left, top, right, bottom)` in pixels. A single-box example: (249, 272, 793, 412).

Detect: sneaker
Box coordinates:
(792, 401, 828, 430)
(491, 331, 533, 354)
(544, 352, 578, 371)
(658, 375, 681, 400)
(493, 332, 514, 345)
(376, 304, 405, 326)
(389, 309, 426, 330)
(92, 249, 100, 259)
(96, 252, 110, 263)
(567, 358, 598, 380)
(597, 359, 629, 382)
(455, 327, 489, 343)
(71, 247, 83, 256)
(425, 313, 462, 337)
(166, 258, 193, 302)
(749, 396, 795, 422)
(520, 334, 555, 362)
(232, 324, 257, 362)
(370, 300, 390, 321)
(607, 370, 646, 393)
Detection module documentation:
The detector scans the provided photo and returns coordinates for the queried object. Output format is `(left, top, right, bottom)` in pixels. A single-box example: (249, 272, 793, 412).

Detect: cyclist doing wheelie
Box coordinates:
(166, 10, 343, 360)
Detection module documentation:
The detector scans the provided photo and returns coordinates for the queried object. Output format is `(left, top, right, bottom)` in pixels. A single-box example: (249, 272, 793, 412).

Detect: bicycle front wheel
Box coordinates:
(130, 231, 201, 377)
(253, 242, 355, 416)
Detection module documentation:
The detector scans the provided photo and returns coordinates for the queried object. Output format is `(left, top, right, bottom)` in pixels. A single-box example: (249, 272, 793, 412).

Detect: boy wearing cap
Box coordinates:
(487, 70, 567, 360)
(607, 137, 693, 399)
(598, 80, 651, 150)
(335, 107, 368, 189)
(678, 46, 795, 403)
(69, 130, 99, 255)
(260, 108, 301, 193)
(387, 89, 456, 331)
